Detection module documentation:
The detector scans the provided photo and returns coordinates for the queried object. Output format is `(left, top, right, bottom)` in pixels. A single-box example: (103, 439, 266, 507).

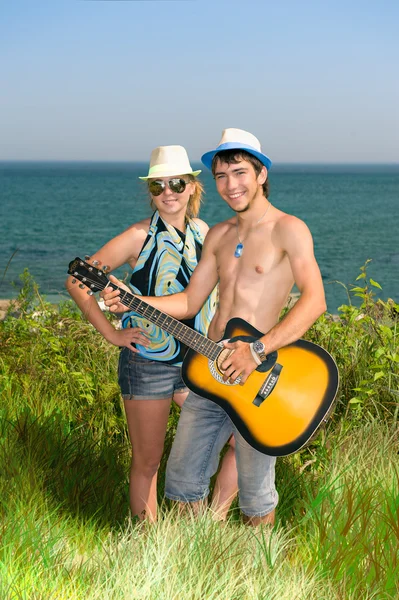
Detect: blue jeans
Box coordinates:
(165, 391, 278, 517)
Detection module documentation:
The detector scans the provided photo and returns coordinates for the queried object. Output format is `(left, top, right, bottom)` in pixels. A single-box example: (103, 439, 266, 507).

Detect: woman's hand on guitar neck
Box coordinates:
(100, 275, 132, 313)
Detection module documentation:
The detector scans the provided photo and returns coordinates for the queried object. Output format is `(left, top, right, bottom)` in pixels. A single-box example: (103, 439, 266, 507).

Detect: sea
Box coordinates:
(0, 162, 398, 313)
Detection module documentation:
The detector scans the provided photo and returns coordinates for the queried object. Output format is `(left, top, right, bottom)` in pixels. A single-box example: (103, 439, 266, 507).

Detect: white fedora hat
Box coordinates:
(201, 128, 272, 170)
(139, 145, 201, 180)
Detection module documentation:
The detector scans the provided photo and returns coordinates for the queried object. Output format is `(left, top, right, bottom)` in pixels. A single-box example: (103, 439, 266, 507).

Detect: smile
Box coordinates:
(228, 192, 245, 200)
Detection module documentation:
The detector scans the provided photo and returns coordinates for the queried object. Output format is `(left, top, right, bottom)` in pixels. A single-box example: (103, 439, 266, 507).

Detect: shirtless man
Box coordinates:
(103, 128, 326, 525)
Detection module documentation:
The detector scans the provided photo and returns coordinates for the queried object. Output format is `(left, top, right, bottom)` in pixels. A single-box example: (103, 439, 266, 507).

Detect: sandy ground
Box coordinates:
(0, 299, 19, 320)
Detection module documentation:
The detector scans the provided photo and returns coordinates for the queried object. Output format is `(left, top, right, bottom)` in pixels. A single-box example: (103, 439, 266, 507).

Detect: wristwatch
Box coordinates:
(252, 339, 267, 362)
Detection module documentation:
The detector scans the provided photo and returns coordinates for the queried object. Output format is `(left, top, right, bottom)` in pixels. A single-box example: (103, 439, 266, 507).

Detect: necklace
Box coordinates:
(234, 202, 271, 258)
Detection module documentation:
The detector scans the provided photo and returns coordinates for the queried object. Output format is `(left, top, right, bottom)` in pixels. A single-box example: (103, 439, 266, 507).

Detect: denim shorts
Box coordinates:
(118, 347, 188, 400)
(165, 391, 278, 518)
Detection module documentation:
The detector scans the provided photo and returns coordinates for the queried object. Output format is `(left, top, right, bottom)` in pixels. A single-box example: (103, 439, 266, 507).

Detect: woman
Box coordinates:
(66, 145, 237, 521)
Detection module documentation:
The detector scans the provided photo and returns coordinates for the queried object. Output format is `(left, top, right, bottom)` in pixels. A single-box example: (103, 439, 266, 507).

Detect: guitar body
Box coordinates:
(181, 318, 339, 456)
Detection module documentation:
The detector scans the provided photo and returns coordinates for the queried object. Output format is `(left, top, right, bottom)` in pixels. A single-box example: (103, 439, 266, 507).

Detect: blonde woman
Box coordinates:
(67, 146, 237, 521)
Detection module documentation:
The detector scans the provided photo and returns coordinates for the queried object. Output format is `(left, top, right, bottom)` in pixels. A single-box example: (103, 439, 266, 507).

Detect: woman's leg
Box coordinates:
(210, 435, 239, 520)
(124, 398, 172, 521)
(174, 391, 238, 521)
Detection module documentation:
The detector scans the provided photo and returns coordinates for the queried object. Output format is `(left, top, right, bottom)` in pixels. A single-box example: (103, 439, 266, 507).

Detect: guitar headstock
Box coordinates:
(68, 257, 110, 294)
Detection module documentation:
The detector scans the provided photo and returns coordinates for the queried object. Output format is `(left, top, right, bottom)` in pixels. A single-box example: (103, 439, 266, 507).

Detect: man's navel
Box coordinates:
(255, 265, 264, 274)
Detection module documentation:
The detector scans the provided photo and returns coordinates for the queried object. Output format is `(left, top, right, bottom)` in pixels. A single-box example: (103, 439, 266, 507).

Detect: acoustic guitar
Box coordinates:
(68, 257, 339, 456)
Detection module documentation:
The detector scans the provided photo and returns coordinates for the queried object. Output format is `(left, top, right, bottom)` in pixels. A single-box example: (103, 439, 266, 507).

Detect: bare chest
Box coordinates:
(216, 228, 283, 285)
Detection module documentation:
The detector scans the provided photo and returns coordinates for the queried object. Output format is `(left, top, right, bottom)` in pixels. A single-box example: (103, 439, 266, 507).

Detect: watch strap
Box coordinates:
(249, 343, 262, 366)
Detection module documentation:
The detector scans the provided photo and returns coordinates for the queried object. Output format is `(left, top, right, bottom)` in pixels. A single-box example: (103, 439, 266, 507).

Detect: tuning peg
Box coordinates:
(71, 278, 76, 284)
(79, 284, 85, 289)
(102, 265, 110, 272)
(87, 290, 94, 296)
(92, 260, 100, 266)
(84, 255, 91, 261)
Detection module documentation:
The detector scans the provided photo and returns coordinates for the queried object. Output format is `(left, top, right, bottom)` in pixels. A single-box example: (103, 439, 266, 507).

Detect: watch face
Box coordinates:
(253, 340, 265, 353)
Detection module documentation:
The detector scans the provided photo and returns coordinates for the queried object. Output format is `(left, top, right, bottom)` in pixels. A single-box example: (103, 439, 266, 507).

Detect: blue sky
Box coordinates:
(1, 0, 398, 162)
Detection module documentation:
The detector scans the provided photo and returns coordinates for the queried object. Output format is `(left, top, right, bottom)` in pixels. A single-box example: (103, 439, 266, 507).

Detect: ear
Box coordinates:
(258, 166, 267, 185)
(187, 179, 196, 192)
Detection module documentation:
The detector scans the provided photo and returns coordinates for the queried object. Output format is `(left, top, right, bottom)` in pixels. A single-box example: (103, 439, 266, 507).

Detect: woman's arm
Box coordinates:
(65, 221, 150, 348)
(102, 223, 220, 319)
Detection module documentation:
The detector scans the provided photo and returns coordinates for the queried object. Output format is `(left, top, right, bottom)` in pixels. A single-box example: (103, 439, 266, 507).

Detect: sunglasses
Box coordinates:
(148, 178, 188, 197)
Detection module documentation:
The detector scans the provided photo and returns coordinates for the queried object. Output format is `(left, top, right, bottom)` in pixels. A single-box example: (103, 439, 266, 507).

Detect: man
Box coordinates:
(103, 128, 326, 525)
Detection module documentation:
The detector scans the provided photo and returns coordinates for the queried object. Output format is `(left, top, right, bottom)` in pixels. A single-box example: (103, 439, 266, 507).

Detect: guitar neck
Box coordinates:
(106, 283, 220, 360)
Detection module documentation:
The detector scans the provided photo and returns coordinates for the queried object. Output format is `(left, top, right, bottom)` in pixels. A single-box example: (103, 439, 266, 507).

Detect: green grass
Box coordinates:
(1, 421, 397, 599)
(0, 266, 398, 598)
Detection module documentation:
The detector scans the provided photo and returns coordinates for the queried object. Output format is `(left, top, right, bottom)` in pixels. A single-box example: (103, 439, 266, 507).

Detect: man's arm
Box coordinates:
(259, 215, 326, 354)
(223, 216, 326, 383)
(102, 225, 220, 320)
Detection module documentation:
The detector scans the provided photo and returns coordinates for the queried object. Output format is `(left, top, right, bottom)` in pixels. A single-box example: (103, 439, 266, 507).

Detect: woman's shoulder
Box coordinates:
(124, 217, 151, 239)
(191, 217, 209, 237)
(127, 216, 152, 231)
(116, 218, 151, 261)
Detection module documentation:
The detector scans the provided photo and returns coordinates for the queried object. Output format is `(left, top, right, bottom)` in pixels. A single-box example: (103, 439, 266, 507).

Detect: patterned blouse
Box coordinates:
(121, 211, 218, 366)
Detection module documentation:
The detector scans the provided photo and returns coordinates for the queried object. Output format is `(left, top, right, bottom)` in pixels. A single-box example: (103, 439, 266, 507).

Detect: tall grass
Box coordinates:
(1, 421, 397, 599)
(0, 266, 398, 598)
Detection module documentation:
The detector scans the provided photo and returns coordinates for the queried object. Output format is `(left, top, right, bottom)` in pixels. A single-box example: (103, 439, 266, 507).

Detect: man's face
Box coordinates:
(213, 158, 266, 212)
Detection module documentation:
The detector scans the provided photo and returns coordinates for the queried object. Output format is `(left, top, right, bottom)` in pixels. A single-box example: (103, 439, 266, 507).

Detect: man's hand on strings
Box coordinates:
(221, 340, 259, 385)
(100, 275, 132, 313)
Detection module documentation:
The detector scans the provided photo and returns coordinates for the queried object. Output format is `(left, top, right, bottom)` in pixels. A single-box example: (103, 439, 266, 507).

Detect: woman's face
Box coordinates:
(148, 175, 195, 219)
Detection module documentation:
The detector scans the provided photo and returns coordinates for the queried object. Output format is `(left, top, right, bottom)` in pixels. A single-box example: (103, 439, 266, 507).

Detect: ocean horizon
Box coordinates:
(1, 161, 398, 313)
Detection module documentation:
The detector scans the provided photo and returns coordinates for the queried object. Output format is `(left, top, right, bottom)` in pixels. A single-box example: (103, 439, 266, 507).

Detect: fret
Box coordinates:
(100, 278, 221, 359)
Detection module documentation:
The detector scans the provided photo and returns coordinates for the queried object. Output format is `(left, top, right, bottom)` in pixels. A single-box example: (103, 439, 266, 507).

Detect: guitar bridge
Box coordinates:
(253, 363, 283, 407)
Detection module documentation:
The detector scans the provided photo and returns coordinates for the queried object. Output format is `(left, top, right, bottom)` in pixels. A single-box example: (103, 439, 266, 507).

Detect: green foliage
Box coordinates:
(305, 260, 398, 422)
(0, 267, 398, 598)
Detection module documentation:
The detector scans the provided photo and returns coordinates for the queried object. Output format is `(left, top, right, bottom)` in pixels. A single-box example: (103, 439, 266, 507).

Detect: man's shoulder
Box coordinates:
(272, 210, 313, 254)
(200, 219, 234, 252)
(208, 218, 235, 236)
(274, 211, 310, 237)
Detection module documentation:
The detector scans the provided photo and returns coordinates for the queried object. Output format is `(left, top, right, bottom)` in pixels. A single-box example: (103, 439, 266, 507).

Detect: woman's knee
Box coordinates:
(131, 453, 162, 478)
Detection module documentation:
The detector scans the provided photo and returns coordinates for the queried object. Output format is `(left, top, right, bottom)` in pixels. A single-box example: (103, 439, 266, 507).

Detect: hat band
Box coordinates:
(216, 142, 261, 153)
(147, 163, 178, 176)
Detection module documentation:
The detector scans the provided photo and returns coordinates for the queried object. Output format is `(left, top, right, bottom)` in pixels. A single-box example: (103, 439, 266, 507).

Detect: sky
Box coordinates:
(1, 0, 398, 162)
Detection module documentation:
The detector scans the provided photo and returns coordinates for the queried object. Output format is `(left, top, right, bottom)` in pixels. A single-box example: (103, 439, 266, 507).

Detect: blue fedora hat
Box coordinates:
(201, 128, 272, 170)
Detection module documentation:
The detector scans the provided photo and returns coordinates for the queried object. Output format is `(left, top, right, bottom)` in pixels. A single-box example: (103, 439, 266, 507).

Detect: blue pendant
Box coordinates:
(234, 243, 244, 258)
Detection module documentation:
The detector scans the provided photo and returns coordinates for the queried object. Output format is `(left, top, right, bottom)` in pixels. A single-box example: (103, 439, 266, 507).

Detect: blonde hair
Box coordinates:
(147, 175, 204, 222)
(185, 175, 204, 220)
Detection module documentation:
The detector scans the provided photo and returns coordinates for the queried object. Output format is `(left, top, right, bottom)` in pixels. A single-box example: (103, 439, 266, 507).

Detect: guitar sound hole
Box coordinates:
(216, 348, 233, 373)
(209, 343, 242, 386)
